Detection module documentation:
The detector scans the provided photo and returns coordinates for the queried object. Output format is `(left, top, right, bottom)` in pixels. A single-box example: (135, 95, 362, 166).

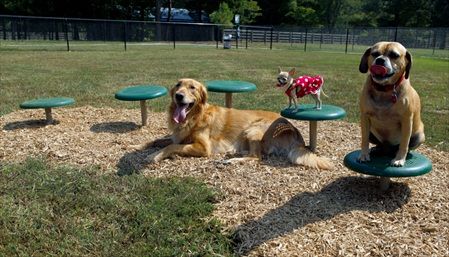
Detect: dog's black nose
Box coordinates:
(175, 93, 184, 102)
(375, 58, 385, 65)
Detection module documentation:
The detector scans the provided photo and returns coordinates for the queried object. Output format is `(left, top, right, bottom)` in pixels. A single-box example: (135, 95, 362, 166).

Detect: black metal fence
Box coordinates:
(1, 15, 448, 53)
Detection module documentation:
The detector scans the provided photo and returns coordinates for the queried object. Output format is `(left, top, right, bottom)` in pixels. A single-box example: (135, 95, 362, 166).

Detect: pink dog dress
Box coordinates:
(286, 75, 324, 98)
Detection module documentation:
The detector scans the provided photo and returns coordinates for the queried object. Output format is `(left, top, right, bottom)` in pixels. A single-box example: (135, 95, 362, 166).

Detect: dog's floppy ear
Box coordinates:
(405, 51, 412, 79)
(359, 47, 371, 73)
(199, 82, 208, 104)
(288, 68, 296, 76)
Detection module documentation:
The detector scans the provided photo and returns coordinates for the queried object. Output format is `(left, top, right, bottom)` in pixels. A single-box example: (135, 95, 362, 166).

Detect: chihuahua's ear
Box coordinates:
(359, 47, 371, 73)
(288, 68, 296, 76)
(278, 67, 282, 73)
(405, 51, 412, 79)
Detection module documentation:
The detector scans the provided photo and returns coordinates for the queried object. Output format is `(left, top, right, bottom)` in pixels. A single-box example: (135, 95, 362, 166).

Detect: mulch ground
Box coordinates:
(1, 106, 448, 256)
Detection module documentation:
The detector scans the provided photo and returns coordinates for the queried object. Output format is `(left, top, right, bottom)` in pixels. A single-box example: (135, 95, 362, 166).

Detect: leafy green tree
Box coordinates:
(227, 0, 262, 24)
(281, 0, 320, 26)
(210, 2, 234, 25)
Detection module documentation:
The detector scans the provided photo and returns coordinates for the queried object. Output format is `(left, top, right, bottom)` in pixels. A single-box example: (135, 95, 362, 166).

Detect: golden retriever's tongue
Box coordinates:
(370, 65, 388, 76)
(173, 105, 187, 123)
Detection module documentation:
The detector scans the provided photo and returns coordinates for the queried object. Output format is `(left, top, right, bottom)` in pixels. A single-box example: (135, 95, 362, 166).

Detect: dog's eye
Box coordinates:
(389, 51, 400, 58)
(175, 83, 181, 88)
(371, 51, 380, 58)
(189, 85, 195, 90)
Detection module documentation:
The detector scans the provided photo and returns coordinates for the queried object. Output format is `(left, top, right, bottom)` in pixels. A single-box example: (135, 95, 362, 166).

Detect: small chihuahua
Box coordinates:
(276, 67, 326, 110)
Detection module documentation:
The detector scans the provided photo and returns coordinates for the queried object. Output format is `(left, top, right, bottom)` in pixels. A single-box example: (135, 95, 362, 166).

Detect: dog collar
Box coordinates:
(371, 74, 405, 103)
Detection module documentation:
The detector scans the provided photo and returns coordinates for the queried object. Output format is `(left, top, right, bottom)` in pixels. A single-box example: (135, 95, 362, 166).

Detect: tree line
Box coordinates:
(0, 0, 447, 28)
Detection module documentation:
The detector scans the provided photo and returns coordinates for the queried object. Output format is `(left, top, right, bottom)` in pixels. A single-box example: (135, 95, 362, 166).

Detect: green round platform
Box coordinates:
(115, 85, 167, 101)
(281, 104, 346, 121)
(205, 80, 257, 93)
(20, 97, 75, 109)
(344, 150, 432, 177)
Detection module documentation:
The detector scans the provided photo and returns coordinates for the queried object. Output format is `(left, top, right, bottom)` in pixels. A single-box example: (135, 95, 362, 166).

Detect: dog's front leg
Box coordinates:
(391, 115, 413, 167)
(147, 140, 211, 163)
(288, 96, 293, 109)
(292, 97, 298, 109)
(358, 114, 371, 162)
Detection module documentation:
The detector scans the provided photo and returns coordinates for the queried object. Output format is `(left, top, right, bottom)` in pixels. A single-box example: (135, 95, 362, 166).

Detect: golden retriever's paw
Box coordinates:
(390, 158, 405, 167)
(146, 151, 164, 163)
(357, 151, 371, 162)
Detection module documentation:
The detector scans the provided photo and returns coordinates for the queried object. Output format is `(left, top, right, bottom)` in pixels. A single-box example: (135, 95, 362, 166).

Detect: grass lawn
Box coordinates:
(0, 158, 233, 256)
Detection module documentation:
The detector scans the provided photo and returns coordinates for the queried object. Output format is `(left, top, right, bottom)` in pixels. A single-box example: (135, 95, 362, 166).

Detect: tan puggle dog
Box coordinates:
(358, 41, 425, 166)
(142, 78, 332, 170)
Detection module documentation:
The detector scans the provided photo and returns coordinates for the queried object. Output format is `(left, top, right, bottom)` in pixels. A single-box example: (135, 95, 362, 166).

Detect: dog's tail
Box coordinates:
(288, 146, 333, 170)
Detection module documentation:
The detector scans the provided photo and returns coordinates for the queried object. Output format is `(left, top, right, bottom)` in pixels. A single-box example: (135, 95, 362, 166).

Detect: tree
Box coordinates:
(209, 2, 233, 25)
(281, 0, 320, 26)
(226, 0, 262, 24)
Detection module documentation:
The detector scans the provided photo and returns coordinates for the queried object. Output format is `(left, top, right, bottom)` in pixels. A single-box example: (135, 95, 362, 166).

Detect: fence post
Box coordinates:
(172, 23, 176, 49)
(320, 28, 323, 49)
(245, 27, 248, 49)
(2, 16, 6, 40)
(215, 25, 218, 49)
(235, 27, 238, 49)
(432, 29, 437, 55)
(394, 27, 398, 41)
(270, 26, 273, 50)
(304, 28, 308, 52)
(345, 28, 349, 54)
(64, 19, 70, 51)
(123, 21, 127, 51)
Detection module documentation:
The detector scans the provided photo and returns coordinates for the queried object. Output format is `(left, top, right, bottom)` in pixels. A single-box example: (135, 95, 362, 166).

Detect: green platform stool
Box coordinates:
(205, 80, 257, 108)
(20, 97, 75, 124)
(344, 150, 432, 190)
(115, 85, 167, 126)
(281, 104, 346, 152)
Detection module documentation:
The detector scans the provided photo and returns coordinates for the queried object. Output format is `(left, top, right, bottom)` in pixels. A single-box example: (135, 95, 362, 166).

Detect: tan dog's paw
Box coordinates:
(391, 158, 405, 167)
(357, 151, 371, 162)
(146, 150, 164, 163)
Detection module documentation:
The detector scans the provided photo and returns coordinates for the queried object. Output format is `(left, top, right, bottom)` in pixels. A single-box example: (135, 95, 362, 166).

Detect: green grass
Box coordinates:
(0, 158, 233, 256)
(1, 42, 447, 150)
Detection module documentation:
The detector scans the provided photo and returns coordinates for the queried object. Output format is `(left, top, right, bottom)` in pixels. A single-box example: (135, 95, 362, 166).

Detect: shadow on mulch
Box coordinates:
(232, 176, 411, 256)
(90, 122, 139, 134)
(3, 119, 59, 130)
(116, 137, 172, 176)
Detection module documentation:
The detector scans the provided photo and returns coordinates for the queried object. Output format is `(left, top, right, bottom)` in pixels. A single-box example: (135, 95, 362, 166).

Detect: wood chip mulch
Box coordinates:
(1, 106, 448, 257)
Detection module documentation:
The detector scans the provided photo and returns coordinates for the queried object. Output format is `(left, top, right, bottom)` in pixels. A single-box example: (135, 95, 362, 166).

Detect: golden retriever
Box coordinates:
(143, 78, 332, 170)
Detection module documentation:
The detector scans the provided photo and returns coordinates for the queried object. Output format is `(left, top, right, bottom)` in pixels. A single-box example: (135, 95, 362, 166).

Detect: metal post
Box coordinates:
(345, 28, 349, 54)
(172, 23, 176, 49)
(270, 26, 273, 50)
(309, 121, 317, 152)
(394, 27, 398, 42)
(45, 108, 53, 124)
(2, 17, 6, 40)
(304, 28, 308, 52)
(320, 29, 323, 49)
(123, 21, 127, 51)
(432, 29, 437, 55)
(64, 19, 70, 51)
(140, 100, 148, 126)
(235, 26, 238, 49)
(245, 27, 248, 49)
(215, 25, 218, 49)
